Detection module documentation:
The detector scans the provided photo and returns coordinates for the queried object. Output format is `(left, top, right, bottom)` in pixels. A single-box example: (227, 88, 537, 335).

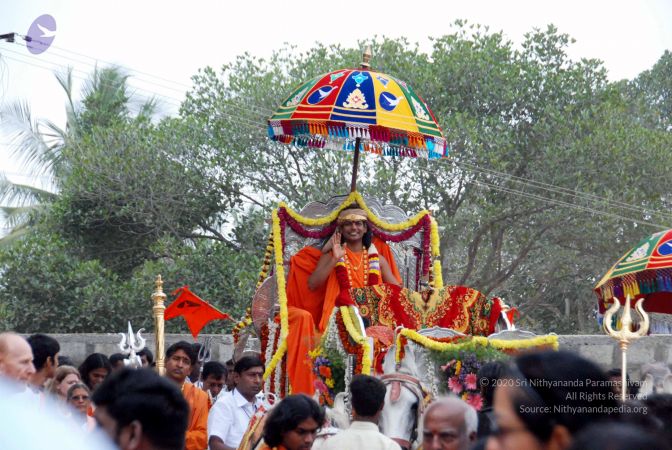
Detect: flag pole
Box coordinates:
(152, 275, 167, 376)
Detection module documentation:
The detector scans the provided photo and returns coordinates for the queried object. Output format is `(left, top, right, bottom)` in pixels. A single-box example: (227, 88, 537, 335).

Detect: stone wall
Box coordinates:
(37, 333, 672, 380)
(35, 333, 234, 367)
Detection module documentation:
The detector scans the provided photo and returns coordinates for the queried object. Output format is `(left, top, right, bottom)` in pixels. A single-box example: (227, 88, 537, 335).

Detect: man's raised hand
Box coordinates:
(331, 230, 346, 260)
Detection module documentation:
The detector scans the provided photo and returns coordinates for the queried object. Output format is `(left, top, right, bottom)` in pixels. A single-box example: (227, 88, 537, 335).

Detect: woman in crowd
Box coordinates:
(78, 353, 112, 392)
(48, 365, 81, 400)
(67, 383, 96, 431)
(486, 350, 619, 450)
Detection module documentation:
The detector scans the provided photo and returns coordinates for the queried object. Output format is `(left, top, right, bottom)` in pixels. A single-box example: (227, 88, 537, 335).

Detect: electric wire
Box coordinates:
(468, 178, 668, 229)
(7, 38, 276, 117)
(447, 158, 667, 220)
(0, 46, 273, 121)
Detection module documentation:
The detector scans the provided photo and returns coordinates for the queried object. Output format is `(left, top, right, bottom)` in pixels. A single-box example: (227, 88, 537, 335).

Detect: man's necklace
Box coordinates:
(344, 249, 369, 286)
(345, 249, 365, 271)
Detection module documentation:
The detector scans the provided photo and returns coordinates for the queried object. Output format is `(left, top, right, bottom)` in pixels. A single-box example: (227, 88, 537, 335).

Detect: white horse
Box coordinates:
(637, 362, 672, 399)
(377, 327, 539, 449)
(378, 328, 449, 450)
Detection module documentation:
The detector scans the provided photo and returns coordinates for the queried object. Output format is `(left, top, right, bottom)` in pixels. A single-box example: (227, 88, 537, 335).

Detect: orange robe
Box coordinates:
(182, 382, 209, 450)
(284, 237, 401, 395)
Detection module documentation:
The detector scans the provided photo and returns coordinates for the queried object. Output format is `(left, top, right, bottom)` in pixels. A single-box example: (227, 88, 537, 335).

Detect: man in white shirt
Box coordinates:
(322, 374, 400, 450)
(208, 356, 264, 450)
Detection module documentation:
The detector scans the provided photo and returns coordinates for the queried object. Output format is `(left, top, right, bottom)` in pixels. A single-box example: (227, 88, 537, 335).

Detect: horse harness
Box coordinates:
(380, 372, 431, 450)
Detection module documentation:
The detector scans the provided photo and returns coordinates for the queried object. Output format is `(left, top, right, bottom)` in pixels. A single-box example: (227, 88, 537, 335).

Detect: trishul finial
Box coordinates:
(603, 295, 649, 402)
(118, 321, 146, 368)
(360, 45, 372, 69)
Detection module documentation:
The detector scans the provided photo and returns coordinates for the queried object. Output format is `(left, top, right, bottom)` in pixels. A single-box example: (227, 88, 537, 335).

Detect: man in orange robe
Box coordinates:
(284, 208, 401, 395)
(165, 341, 209, 450)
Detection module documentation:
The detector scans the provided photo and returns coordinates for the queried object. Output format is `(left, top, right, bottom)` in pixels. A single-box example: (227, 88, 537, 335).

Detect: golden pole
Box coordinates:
(603, 295, 649, 402)
(152, 275, 167, 376)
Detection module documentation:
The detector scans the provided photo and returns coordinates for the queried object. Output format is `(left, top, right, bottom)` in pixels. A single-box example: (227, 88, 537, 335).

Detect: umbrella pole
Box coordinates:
(350, 137, 361, 193)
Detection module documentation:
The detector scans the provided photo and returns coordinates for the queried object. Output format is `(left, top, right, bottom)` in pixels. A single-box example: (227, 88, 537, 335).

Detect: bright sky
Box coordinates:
(1, 0, 671, 186)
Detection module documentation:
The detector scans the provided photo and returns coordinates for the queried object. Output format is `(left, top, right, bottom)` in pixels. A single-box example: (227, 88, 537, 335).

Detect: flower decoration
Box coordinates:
(464, 373, 478, 390)
(465, 392, 483, 410)
(440, 351, 487, 409)
(448, 376, 463, 394)
(310, 346, 345, 406)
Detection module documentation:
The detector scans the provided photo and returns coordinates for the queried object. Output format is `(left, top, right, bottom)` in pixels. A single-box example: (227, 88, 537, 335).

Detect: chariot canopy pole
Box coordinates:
(603, 295, 649, 402)
(152, 275, 167, 376)
(350, 137, 362, 193)
(349, 48, 371, 193)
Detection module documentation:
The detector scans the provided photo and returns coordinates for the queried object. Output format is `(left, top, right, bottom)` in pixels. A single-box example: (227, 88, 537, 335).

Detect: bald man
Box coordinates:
(0, 333, 36, 392)
(421, 397, 478, 450)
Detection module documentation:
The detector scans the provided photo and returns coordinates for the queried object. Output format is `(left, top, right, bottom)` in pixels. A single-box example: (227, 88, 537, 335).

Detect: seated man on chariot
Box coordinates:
(284, 207, 402, 395)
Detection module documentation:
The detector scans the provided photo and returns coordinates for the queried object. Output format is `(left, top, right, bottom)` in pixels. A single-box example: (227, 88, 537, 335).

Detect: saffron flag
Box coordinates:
(165, 286, 232, 338)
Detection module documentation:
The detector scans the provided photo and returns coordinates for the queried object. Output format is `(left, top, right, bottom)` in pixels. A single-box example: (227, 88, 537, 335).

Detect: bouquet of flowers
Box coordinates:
(310, 346, 345, 406)
(441, 351, 489, 410)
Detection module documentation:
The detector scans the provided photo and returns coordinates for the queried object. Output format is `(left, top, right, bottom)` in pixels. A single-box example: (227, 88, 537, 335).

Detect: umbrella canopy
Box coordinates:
(267, 62, 447, 160)
(595, 229, 672, 317)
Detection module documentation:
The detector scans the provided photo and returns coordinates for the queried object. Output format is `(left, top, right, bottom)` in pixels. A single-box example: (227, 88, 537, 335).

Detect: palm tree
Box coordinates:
(0, 66, 156, 244)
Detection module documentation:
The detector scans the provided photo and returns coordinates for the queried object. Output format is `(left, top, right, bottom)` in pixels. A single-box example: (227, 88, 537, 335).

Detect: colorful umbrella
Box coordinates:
(267, 48, 447, 192)
(595, 229, 672, 324)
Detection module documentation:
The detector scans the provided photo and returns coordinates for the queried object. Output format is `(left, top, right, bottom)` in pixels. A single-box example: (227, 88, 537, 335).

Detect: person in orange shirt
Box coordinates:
(284, 207, 401, 395)
(165, 341, 209, 450)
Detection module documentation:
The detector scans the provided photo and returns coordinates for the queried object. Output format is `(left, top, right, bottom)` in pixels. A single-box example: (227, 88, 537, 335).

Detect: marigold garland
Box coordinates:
(489, 335, 559, 351)
(256, 234, 274, 290)
(232, 309, 252, 344)
(278, 207, 337, 239)
(433, 260, 444, 289)
(369, 215, 428, 243)
(395, 328, 559, 363)
(279, 192, 431, 232)
(335, 309, 364, 373)
(264, 209, 289, 380)
(430, 216, 441, 257)
(396, 334, 467, 362)
(339, 306, 372, 375)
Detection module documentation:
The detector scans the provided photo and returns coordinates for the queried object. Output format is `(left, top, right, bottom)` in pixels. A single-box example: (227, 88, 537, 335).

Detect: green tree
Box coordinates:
(53, 119, 229, 273)
(0, 67, 155, 244)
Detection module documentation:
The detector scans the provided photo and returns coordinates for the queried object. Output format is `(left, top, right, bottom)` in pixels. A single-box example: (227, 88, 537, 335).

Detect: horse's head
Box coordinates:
(379, 342, 430, 450)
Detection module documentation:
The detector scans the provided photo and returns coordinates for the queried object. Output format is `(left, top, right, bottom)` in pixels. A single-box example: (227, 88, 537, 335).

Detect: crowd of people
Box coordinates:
(2, 331, 672, 450)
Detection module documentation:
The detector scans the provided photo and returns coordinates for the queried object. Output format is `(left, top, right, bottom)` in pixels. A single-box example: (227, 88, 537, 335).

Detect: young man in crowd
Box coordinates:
(109, 353, 126, 371)
(26, 333, 60, 391)
(261, 395, 325, 450)
(138, 348, 154, 368)
(93, 368, 189, 450)
(224, 359, 236, 392)
(164, 341, 209, 450)
(201, 361, 227, 407)
(321, 374, 399, 450)
(208, 356, 264, 450)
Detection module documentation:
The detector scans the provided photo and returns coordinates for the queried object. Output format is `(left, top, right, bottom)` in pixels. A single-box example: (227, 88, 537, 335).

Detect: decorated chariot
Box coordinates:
(229, 48, 558, 416)
(232, 192, 557, 401)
